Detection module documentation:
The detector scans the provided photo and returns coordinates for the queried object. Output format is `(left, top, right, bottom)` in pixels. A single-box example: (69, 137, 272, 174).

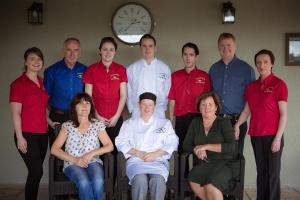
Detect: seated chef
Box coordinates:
(115, 92, 178, 200)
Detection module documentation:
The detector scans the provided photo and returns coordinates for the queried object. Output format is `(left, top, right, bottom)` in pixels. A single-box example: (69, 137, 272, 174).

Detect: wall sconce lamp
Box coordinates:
(28, 2, 43, 24)
(222, 1, 235, 24)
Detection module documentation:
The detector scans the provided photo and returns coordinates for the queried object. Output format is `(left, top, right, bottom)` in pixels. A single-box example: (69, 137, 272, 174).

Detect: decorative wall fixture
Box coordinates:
(222, 1, 235, 24)
(28, 2, 43, 24)
(111, 2, 154, 45)
(285, 33, 300, 66)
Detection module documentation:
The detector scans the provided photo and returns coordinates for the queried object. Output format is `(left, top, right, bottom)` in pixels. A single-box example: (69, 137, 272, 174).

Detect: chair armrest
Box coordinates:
(54, 124, 62, 137)
(49, 155, 55, 182)
(170, 151, 178, 177)
(103, 152, 114, 179)
(180, 152, 192, 179)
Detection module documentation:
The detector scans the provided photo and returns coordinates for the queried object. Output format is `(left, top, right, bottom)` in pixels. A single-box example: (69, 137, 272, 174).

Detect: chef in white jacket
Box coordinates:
(115, 92, 178, 200)
(127, 34, 171, 119)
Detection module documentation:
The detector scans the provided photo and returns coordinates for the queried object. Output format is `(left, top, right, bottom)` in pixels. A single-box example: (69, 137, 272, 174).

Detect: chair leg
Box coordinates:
(117, 191, 122, 200)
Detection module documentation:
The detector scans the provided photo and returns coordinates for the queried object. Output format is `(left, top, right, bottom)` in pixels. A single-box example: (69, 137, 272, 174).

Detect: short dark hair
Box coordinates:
(64, 37, 81, 45)
(99, 37, 117, 50)
(70, 93, 96, 127)
(24, 47, 44, 71)
(196, 91, 221, 115)
(254, 49, 275, 65)
(218, 32, 236, 43)
(139, 34, 156, 46)
(182, 42, 199, 56)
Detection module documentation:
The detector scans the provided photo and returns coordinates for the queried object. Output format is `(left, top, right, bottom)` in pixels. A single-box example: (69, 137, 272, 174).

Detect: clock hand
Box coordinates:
(124, 19, 141, 32)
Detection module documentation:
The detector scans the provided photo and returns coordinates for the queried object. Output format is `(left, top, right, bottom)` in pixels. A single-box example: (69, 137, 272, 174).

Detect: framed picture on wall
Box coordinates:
(285, 33, 300, 66)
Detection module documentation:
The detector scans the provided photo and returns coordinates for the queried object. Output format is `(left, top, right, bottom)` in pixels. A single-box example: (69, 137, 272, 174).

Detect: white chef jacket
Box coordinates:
(115, 116, 178, 184)
(127, 58, 171, 118)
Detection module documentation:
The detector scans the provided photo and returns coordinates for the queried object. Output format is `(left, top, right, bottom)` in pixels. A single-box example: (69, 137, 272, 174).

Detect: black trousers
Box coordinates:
(106, 116, 123, 182)
(251, 135, 283, 200)
(14, 132, 48, 200)
(48, 108, 70, 147)
(106, 116, 123, 154)
(175, 113, 201, 153)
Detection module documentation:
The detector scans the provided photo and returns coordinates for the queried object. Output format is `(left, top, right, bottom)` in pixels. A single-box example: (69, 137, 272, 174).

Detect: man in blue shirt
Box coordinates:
(209, 33, 255, 154)
(44, 37, 87, 146)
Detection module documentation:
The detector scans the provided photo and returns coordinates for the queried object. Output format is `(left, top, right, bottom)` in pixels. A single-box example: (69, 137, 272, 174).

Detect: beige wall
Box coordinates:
(1, 0, 300, 187)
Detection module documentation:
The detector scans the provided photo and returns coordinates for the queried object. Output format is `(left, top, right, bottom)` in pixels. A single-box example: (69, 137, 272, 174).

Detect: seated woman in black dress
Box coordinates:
(183, 91, 237, 200)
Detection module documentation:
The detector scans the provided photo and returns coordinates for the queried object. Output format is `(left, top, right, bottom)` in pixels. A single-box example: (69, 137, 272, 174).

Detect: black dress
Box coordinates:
(183, 116, 239, 193)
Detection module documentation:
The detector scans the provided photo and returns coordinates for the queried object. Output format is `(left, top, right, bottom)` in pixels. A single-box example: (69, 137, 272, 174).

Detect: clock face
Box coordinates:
(112, 3, 153, 45)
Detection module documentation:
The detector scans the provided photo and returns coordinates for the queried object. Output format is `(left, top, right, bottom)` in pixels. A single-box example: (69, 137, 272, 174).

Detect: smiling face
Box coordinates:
(64, 40, 81, 67)
(199, 96, 218, 119)
(25, 53, 43, 73)
(139, 99, 155, 119)
(99, 42, 116, 64)
(140, 38, 156, 61)
(255, 54, 273, 79)
(76, 99, 91, 117)
(182, 47, 198, 70)
(218, 38, 236, 62)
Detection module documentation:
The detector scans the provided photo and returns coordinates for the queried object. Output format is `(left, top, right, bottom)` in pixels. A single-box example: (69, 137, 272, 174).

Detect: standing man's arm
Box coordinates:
(164, 68, 172, 105)
(43, 68, 53, 98)
(247, 65, 256, 85)
(43, 68, 57, 127)
(168, 100, 175, 123)
(126, 66, 134, 114)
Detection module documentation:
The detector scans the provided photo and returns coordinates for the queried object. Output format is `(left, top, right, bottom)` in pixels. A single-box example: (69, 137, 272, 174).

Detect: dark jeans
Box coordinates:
(175, 113, 201, 153)
(48, 108, 70, 147)
(14, 132, 48, 200)
(251, 135, 283, 200)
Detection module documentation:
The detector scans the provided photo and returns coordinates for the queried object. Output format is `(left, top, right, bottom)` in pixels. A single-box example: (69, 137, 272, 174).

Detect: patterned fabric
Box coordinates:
(62, 120, 106, 170)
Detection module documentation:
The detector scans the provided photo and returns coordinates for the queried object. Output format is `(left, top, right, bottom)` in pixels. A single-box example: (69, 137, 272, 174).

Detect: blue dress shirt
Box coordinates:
(43, 59, 87, 110)
(209, 56, 255, 115)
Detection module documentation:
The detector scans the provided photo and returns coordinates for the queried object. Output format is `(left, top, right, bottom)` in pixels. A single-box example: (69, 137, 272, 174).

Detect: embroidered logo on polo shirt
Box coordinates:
(159, 73, 168, 80)
(154, 127, 167, 134)
(264, 86, 274, 93)
(77, 72, 84, 79)
(111, 74, 120, 80)
(195, 77, 205, 84)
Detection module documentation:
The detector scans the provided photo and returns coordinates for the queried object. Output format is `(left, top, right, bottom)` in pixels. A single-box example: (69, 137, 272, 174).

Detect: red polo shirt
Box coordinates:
(245, 73, 288, 136)
(9, 73, 49, 133)
(83, 61, 128, 119)
(168, 67, 211, 116)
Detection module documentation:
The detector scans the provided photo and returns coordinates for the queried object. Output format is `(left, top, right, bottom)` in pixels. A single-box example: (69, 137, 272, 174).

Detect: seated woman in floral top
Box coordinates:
(51, 93, 114, 200)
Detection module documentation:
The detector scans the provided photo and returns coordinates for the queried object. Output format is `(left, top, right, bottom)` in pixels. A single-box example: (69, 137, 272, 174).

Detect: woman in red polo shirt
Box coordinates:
(83, 37, 127, 152)
(9, 47, 49, 200)
(234, 49, 288, 200)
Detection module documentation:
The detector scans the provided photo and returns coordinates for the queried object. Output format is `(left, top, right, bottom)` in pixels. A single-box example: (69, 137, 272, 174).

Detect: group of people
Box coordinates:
(9, 32, 288, 200)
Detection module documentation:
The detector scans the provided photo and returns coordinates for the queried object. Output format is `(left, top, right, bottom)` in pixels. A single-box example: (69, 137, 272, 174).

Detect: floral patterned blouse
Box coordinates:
(62, 119, 106, 170)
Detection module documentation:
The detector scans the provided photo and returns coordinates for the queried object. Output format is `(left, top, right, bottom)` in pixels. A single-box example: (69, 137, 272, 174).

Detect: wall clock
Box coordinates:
(111, 2, 154, 45)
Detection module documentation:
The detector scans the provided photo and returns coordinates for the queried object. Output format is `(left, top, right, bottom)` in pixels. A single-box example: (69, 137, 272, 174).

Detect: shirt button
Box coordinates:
(222, 100, 225, 103)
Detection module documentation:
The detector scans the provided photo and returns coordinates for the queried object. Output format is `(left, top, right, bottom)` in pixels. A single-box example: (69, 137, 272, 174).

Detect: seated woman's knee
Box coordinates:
(77, 178, 91, 190)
